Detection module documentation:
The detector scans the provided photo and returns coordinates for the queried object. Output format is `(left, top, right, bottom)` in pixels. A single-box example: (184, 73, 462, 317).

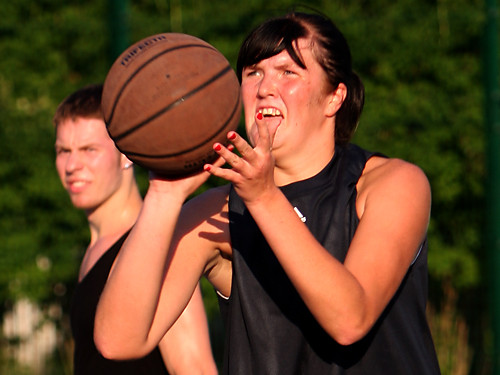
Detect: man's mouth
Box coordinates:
(67, 180, 87, 193)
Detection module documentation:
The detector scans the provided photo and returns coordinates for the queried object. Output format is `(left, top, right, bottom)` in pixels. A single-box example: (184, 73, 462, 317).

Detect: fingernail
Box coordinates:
(228, 132, 237, 140)
(256, 112, 263, 120)
(214, 144, 222, 151)
(204, 165, 211, 172)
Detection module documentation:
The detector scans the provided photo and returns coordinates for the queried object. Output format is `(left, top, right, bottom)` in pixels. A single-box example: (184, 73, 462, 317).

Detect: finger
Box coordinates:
(211, 154, 228, 168)
(213, 142, 246, 170)
(203, 162, 240, 183)
(254, 114, 273, 152)
(227, 131, 255, 160)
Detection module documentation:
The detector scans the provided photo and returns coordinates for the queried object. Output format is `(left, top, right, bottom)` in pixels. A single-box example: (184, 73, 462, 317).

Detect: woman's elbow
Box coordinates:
(94, 334, 125, 360)
(94, 330, 151, 361)
(333, 327, 369, 346)
(326, 317, 374, 346)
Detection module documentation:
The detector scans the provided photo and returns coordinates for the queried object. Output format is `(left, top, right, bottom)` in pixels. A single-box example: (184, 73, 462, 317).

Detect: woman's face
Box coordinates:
(240, 37, 335, 161)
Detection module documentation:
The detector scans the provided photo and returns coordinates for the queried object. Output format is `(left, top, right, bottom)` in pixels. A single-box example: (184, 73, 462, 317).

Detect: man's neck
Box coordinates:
(86, 184, 142, 247)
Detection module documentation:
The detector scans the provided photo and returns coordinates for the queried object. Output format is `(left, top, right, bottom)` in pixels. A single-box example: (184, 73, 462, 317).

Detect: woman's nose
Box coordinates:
(257, 74, 277, 98)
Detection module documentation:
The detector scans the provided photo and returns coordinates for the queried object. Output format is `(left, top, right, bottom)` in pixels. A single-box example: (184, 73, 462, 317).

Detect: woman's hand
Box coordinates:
(204, 119, 277, 206)
(147, 154, 228, 199)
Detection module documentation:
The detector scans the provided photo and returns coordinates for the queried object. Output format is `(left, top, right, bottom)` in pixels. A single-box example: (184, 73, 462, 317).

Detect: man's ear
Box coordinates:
(325, 83, 347, 117)
(121, 154, 134, 170)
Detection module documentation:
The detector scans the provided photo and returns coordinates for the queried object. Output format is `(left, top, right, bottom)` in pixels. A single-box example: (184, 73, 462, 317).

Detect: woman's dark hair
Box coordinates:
(237, 12, 364, 144)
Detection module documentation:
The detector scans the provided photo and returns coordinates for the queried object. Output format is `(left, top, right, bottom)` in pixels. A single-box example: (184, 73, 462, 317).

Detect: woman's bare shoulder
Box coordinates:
(357, 156, 431, 218)
(183, 184, 231, 216)
(177, 184, 232, 251)
(361, 156, 429, 187)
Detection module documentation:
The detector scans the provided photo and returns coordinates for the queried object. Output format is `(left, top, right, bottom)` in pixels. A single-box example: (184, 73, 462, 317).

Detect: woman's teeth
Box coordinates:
(258, 108, 282, 117)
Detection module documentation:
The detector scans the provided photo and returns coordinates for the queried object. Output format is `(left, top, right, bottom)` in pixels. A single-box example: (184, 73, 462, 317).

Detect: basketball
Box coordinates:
(101, 33, 241, 177)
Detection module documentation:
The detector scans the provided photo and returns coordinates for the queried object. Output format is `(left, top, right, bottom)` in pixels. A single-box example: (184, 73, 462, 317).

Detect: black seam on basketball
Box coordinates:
(119, 90, 241, 158)
(111, 64, 234, 141)
(105, 43, 218, 125)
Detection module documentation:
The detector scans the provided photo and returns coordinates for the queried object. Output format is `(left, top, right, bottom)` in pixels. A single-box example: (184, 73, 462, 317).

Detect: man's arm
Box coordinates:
(159, 283, 218, 375)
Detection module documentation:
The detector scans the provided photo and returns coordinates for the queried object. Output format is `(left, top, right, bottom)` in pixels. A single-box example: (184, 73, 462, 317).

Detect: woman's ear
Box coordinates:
(325, 83, 347, 117)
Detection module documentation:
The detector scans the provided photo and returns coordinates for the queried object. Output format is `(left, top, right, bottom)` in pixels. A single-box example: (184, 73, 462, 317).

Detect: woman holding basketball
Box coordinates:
(95, 12, 440, 374)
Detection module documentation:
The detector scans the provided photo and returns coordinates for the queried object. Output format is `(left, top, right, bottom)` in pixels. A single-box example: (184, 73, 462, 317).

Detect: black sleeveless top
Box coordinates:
(221, 143, 440, 374)
(71, 232, 169, 375)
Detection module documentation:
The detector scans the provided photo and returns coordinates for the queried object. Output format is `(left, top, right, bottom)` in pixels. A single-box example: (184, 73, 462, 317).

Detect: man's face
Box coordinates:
(55, 117, 124, 213)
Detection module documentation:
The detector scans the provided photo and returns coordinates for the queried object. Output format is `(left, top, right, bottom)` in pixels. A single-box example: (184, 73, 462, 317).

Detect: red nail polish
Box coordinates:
(256, 112, 263, 120)
(204, 165, 211, 172)
(228, 132, 237, 140)
(214, 144, 222, 151)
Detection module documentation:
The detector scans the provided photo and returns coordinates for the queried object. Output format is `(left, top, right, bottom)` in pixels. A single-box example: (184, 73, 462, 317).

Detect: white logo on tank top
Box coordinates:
(294, 207, 306, 223)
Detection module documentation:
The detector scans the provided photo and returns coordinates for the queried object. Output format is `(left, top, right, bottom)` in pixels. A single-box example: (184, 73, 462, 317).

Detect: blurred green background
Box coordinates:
(0, 0, 496, 374)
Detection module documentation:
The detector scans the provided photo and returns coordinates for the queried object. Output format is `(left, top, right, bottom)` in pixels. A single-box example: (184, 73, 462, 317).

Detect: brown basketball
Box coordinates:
(102, 33, 241, 177)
